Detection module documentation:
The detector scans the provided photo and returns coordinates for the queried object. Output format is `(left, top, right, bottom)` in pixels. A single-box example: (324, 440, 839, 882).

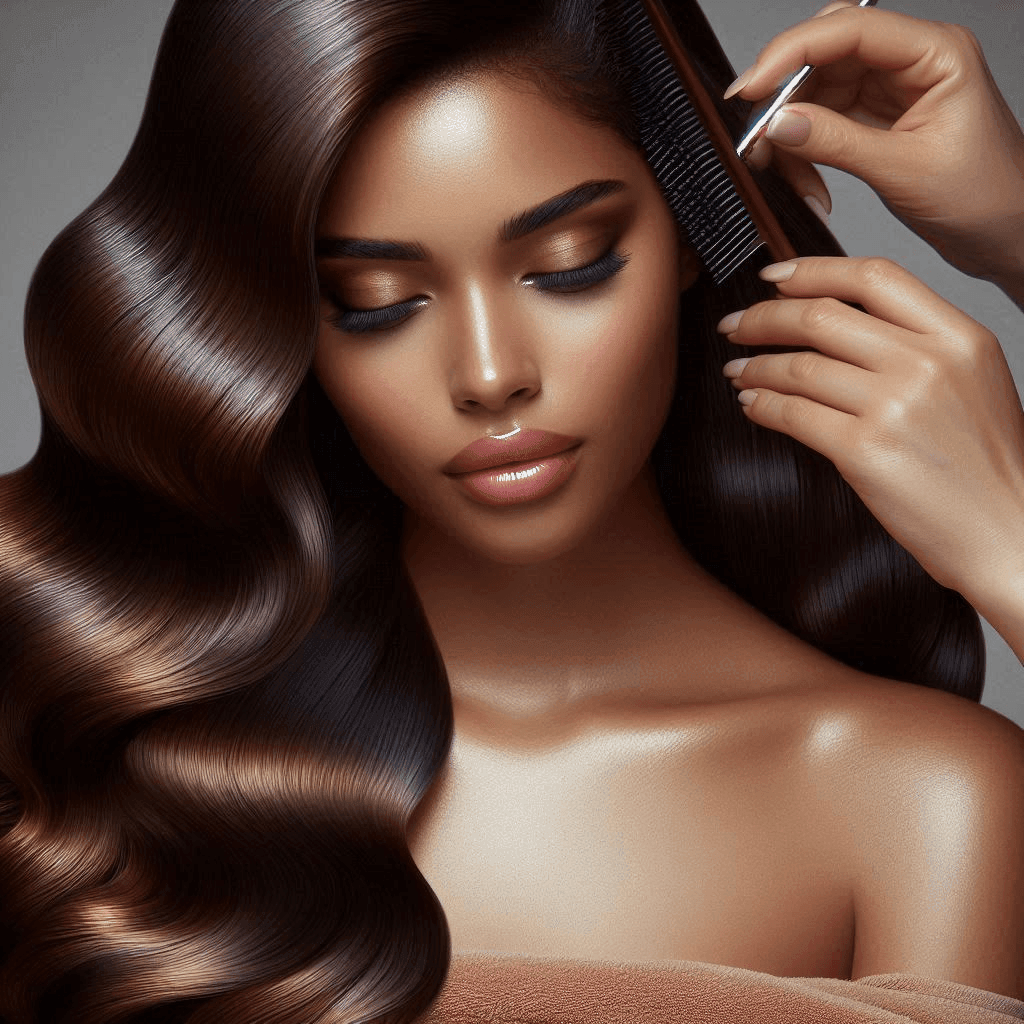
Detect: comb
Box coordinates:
(610, 0, 798, 284)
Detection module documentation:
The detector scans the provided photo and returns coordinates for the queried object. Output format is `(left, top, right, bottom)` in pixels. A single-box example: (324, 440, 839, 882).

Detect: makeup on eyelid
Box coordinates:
(320, 246, 630, 333)
(312, 70, 694, 565)
(315, 188, 638, 332)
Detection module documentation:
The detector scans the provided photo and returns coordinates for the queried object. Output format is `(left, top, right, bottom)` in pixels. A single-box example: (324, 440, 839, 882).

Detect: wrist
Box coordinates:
(969, 212, 1024, 309)
(959, 545, 1024, 667)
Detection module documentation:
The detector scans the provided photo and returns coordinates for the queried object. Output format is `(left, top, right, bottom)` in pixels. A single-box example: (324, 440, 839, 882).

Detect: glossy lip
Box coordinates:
(444, 428, 582, 476)
(453, 447, 580, 507)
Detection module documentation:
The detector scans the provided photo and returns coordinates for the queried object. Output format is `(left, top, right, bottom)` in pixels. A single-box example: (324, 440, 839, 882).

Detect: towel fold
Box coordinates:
(417, 952, 1024, 1023)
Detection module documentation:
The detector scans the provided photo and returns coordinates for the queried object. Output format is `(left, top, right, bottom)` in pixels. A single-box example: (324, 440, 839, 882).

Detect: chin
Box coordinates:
(431, 483, 629, 568)
(460, 529, 588, 567)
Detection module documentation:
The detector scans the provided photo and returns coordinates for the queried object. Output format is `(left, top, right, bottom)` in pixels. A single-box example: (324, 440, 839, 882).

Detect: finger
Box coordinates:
(748, 135, 773, 171)
(728, 7, 953, 101)
(731, 386, 856, 469)
(721, 292, 891, 372)
(757, 256, 981, 344)
(723, 349, 874, 416)
(813, 1, 860, 19)
(760, 100, 916, 189)
(760, 143, 833, 221)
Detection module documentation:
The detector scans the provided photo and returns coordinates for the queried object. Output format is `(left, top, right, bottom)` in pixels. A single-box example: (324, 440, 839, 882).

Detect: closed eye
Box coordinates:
(320, 248, 630, 335)
(525, 248, 630, 293)
(322, 295, 428, 334)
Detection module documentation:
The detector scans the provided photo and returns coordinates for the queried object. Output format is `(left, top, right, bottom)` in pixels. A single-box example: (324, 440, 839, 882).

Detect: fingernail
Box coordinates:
(803, 194, 830, 227)
(717, 309, 746, 334)
(724, 65, 756, 100)
(722, 357, 751, 378)
(766, 108, 811, 146)
(758, 261, 798, 282)
(737, 390, 758, 406)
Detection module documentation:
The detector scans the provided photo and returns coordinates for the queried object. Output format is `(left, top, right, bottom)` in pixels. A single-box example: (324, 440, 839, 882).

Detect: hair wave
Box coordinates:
(0, 0, 983, 1021)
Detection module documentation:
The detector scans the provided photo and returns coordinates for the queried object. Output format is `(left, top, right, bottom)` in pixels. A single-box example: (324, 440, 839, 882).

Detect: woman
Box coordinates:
(1, 0, 1022, 1022)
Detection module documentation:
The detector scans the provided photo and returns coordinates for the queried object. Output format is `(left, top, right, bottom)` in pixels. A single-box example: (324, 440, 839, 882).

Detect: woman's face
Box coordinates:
(313, 69, 700, 565)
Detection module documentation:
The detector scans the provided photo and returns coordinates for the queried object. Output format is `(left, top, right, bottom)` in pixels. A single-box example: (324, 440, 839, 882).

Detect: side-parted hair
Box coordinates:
(0, 1, 983, 1021)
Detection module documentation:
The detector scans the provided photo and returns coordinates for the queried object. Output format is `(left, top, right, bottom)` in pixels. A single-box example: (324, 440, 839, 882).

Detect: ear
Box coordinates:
(678, 244, 702, 292)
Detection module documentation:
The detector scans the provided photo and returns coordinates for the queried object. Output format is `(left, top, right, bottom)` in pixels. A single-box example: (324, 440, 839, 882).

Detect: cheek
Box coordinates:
(312, 330, 436, 489)
(569, 261, 680, 424)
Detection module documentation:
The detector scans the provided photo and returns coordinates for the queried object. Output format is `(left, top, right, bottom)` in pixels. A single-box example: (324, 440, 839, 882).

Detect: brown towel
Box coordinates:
(417, 952, 1024, 1023)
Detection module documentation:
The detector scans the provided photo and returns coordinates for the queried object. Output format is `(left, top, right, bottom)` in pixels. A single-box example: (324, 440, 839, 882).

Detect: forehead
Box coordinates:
(318, 71, 652, 236)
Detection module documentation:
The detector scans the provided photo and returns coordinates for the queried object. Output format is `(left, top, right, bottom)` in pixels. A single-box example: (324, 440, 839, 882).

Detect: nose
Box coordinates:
(448, 283, 541, 413)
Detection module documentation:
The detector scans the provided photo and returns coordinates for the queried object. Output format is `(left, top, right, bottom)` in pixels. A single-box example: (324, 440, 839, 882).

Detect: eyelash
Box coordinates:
(322, 248, 631, 334)
(525, 248, 630, 294)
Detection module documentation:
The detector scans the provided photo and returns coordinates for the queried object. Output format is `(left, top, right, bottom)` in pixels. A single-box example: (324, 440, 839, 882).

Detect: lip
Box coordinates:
(445, 428, 583, 507)
(444, 428, 582, 475)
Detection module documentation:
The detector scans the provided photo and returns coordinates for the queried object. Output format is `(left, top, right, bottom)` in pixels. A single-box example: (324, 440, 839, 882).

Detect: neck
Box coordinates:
(401, 463, 740, 727)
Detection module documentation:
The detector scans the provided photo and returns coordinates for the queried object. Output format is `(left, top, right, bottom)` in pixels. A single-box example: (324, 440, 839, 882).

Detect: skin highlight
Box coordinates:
(4, 3, 1022, 1017)
(312, 70, 792, 723)
(309, 67, 1024, 996)
(314, 73, 691, 566)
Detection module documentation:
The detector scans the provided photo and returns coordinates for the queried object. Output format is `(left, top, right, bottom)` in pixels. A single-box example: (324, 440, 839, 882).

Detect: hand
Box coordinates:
(717, 256, 1024, 598)
(726, 2, 1024, 284)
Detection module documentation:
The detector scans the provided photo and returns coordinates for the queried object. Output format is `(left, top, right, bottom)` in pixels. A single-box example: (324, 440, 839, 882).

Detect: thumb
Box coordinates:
(764, 102, 912, 188)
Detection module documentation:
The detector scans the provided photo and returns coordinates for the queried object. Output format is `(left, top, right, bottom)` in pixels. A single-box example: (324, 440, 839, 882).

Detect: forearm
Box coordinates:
(963, 571, 1024, 668)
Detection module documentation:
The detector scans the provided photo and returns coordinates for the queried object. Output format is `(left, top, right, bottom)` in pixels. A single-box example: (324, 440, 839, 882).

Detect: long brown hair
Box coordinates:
(0, 0, 983, 1021)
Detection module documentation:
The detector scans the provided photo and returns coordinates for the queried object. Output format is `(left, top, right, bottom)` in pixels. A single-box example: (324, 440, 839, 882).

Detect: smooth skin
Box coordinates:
(720, 0, 1024, 663)
(312, 71, 1024, 997)
(720, 255, 1024, 616)
(729, 0, 1024, 295)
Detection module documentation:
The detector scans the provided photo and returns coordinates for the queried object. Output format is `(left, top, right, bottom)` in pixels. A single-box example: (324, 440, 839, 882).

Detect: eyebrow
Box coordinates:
(314, 178, 627, 261)
(499, 178, 626, 242)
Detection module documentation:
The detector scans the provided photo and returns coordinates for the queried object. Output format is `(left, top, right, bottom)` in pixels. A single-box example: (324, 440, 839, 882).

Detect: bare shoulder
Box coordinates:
(793, 667, 1024, 795)
(782, 665, 1024, 999)
(780, 665, 1024, 845)
(788, 666, 1024, 767)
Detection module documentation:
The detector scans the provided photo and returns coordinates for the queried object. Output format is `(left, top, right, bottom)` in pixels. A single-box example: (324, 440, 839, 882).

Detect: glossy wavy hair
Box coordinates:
(0, 0, 984, 1021)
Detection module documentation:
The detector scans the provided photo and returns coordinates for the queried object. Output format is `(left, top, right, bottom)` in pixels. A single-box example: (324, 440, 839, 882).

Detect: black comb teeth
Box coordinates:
(610, 0, 765, 284)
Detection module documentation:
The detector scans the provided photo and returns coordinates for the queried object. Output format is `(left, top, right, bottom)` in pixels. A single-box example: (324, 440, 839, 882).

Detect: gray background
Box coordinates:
(2, 0, 1023, 727)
